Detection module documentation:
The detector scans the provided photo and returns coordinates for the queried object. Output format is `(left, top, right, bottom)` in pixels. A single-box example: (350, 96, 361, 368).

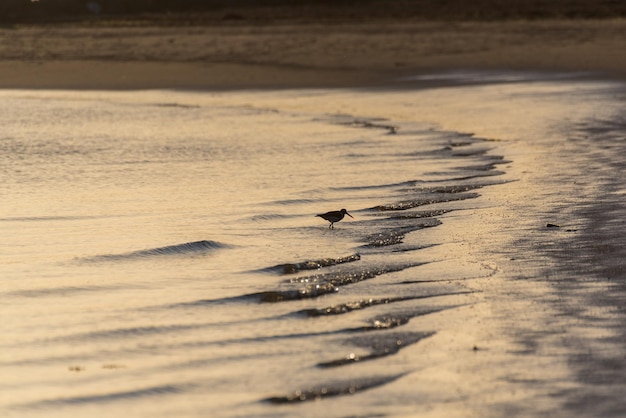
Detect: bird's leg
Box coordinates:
(329, 223, 334, 229)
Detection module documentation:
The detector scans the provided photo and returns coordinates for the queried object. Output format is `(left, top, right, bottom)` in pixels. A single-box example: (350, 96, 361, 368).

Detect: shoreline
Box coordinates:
(1, 19, 626, 90)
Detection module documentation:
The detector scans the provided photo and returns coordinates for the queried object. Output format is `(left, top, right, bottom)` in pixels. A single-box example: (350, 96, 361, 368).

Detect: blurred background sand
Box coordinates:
(1, 0, 625, 89)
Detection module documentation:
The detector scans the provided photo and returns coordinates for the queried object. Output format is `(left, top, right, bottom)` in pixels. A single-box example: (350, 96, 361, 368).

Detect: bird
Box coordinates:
(316, 208, 353, 229)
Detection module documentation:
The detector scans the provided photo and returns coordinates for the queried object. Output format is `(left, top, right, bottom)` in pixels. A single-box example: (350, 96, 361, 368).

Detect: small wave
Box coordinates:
(247, 213, 295, 222)
(420, 184, 486, 194)
(372, 193, 479, 211)
(265, 373, 406, 404)
(342, 119, 398, 134)
(324, 114, 399, 134)
(317, 331, 435, 368)
(430, 171, 506, 182)
(407, 180, 511, 194)
(184, 262, 426, 306)
(295, 292, 472, 317)
(330, 179, 424, 191)
(246, 283, 339, 303)
(455, 161, 510, 172)
(259, 253, 361, 275)
(362, 221, 442, 248)
(82, 240, 228, 262)
(380, 209, 452, 219)
(246, 262, 426, 303)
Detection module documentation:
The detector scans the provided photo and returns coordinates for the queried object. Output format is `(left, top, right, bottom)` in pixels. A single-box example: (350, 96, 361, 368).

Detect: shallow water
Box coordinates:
(2, 72, 626, 417)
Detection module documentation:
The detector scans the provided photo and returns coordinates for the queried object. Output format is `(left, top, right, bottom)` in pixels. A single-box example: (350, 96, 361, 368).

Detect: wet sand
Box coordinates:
(1, 18, 626, 89)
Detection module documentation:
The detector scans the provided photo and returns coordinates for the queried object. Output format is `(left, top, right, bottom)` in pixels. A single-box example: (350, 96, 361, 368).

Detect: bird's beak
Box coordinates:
(346, 212, 354, 218)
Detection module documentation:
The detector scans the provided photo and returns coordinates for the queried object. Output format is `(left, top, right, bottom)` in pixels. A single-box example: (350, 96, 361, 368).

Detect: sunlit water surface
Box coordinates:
(2, 73, 626, 417)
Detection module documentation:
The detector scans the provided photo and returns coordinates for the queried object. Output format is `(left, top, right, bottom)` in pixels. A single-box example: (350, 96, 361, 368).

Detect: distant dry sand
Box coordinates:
(1, 19, 626, 89)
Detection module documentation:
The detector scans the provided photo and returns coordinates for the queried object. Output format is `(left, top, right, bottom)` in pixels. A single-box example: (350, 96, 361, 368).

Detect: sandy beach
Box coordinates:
(1, 18, 626, 89)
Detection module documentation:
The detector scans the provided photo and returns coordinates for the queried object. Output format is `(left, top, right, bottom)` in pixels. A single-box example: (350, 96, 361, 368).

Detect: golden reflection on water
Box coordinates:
(2, 76, 625, 417)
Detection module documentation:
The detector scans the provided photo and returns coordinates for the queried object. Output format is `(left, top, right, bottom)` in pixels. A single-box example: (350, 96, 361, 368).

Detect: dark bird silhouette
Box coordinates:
(316, 208, 353, 229)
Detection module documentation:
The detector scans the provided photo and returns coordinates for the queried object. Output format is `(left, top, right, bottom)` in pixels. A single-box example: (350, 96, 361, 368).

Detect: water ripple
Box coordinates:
(80, 240, 229, 262)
